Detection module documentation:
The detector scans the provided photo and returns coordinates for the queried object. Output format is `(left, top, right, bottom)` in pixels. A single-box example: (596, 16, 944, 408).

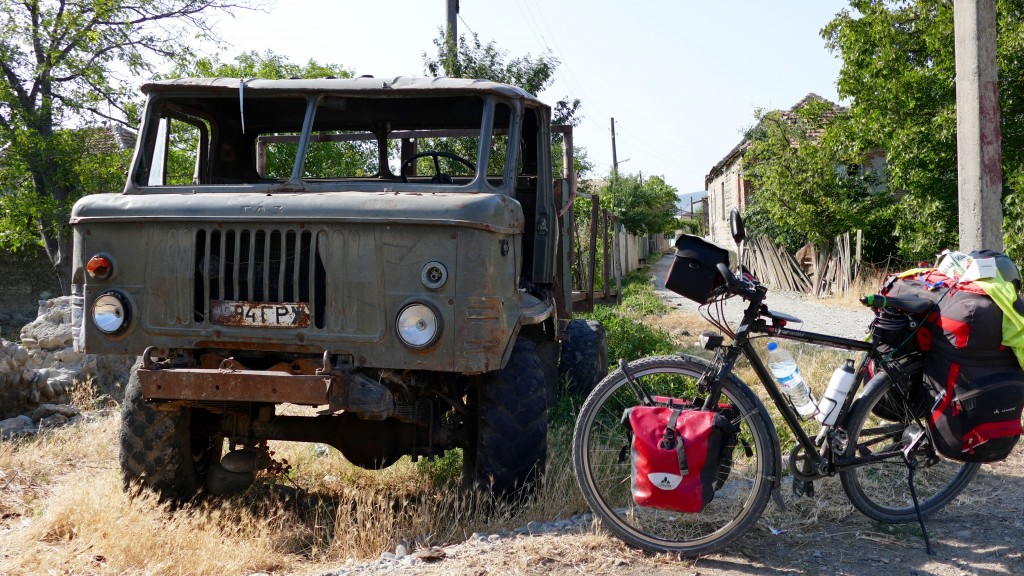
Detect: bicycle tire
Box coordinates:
(839, 362, 980, 523)
(572, 354, 779, 556)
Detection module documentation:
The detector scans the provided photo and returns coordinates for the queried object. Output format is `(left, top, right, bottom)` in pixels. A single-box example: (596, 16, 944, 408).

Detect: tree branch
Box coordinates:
(0, 58, 33, 110)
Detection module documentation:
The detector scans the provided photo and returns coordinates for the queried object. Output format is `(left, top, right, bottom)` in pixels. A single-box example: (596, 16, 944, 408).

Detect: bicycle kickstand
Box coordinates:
(904, 454, 934, 555)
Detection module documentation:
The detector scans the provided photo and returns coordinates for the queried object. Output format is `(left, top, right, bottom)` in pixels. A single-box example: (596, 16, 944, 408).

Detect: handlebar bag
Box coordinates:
(666, 235, 729, 304)
(622, 404, 735, 513)
(922, 339, 1024, 462)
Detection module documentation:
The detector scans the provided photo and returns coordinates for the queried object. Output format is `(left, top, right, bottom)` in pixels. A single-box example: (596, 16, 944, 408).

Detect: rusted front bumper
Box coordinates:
(138, 366, 331, 405)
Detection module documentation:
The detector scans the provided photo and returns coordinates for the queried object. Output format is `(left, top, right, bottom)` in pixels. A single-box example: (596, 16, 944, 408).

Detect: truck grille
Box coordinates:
(193, 227, 326, 328)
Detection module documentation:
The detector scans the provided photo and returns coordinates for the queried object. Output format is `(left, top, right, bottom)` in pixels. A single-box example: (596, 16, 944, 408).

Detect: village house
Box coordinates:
(703, 93, 886, 247)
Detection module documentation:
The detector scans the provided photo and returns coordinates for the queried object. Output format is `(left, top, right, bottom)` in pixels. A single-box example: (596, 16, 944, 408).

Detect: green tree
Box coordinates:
(822, 0, 1024, 262)
(423, 30, 580, 126)
(602, 173, 679, 236)
(741, 97, 899, 261)
(0, 0, 256, 291)
(171, 49, 352, 80)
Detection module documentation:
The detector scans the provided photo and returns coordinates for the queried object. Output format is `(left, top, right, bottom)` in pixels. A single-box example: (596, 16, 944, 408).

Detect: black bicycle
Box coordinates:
(572, 211, 978, 555)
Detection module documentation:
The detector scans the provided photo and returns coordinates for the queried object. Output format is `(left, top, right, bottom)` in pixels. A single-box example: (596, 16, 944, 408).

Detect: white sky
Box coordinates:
(210, 0, 852, 195)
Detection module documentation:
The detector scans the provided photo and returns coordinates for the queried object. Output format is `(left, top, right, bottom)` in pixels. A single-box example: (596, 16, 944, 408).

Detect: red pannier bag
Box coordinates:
(883, 269, 1024, 462)
(622, 404, 735, 513)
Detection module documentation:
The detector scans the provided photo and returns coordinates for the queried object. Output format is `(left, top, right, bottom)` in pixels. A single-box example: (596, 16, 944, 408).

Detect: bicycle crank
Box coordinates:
(788, 444, 828, 483)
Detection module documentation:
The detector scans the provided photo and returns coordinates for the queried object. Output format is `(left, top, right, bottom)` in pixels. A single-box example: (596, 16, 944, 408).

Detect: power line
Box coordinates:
(457, 13, 476, 37)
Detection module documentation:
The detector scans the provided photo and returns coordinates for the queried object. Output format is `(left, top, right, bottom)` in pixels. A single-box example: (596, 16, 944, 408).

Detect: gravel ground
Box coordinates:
(649, 253, 876, 340)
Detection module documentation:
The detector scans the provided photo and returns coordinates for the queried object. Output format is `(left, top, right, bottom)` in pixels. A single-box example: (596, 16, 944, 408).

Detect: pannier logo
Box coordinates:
(647, 473, 682, 490)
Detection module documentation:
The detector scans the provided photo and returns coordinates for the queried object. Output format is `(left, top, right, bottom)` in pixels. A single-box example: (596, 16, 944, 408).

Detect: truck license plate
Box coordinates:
(210, 300, 310, 328)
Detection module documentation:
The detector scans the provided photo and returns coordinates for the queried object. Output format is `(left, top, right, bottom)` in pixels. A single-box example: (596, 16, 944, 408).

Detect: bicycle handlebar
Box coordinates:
(716, 262, 760, 301)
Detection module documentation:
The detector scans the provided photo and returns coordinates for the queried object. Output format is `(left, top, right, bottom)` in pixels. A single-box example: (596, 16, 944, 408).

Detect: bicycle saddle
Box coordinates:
(761, 307, 802, 324)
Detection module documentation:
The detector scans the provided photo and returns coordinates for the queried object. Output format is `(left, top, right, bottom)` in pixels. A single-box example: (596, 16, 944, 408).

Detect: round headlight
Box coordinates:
(396, 303, 441, 348)
(92, 291, 131, 335)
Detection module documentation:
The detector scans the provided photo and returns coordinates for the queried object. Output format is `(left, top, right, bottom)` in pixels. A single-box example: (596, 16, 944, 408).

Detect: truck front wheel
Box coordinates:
(465, 338, 548, 498)
(119, 365, 223, 502)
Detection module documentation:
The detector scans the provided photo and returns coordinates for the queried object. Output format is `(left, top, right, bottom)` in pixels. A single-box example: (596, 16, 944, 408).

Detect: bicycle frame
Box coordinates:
(699, 283, 903, 479)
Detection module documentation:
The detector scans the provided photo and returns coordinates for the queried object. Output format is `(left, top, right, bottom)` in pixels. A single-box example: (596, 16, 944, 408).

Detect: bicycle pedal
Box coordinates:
(792, 478, 815, 497)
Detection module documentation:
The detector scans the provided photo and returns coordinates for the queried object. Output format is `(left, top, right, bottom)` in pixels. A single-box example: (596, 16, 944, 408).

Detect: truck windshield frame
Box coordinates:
(127, 91, 521, 196)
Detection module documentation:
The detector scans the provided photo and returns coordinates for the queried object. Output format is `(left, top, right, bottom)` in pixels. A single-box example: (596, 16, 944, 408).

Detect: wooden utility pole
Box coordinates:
(609, 117, 621, 304)
(446, 0, 459, 53)
(954, 0, 1003, 251)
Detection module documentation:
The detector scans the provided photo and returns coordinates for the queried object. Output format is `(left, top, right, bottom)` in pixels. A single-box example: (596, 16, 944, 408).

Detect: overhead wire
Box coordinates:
(511, 0, 608, 122)
(457, 13, 477, 37)
(510, 2, 699, 188)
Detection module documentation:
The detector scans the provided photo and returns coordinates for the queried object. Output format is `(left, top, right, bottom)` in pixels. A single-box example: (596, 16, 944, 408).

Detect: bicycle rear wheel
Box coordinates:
(840, 364, 980, 523)
(572, 354, 778, 555)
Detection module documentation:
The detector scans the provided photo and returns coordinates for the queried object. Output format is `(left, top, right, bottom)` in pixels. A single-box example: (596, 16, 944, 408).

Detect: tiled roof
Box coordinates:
(705, 93, 844, 187)
(84, 124, 136, 155)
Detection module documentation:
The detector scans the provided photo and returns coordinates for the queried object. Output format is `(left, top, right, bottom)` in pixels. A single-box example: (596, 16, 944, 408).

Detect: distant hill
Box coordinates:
(676, 191, 706, 214)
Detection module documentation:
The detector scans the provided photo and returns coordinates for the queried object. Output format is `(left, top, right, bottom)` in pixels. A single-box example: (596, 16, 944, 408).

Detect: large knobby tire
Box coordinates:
(573, 354, 778, 556)
(466, 338, 548, 498)
(558, 319, 609, 397)
(840, 363, 980, 523)
(119, 365, 223, 502)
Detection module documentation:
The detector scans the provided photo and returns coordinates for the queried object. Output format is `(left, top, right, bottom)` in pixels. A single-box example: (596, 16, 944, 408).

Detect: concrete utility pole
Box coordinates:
(954, 0, 1003, 251)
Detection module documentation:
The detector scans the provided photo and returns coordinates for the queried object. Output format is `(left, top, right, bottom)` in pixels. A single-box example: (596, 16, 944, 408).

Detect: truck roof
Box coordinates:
(141, 76, 546, 107)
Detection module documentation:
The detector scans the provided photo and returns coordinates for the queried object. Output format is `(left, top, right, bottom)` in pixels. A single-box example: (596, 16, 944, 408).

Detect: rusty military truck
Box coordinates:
(70, 77, 607, 500)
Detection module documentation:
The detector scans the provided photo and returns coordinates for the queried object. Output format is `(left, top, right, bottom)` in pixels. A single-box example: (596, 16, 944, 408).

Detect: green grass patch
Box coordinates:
(577, 267, 675, 366)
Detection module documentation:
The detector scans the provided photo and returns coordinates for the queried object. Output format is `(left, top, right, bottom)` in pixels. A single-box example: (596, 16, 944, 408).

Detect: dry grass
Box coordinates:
(819, 269, 889, 309)
(0, 409, 590, 576)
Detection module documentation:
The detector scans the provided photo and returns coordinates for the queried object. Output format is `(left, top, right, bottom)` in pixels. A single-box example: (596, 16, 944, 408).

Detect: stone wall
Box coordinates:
(0, 248, 64, 339)
(0, 297, 135, 422)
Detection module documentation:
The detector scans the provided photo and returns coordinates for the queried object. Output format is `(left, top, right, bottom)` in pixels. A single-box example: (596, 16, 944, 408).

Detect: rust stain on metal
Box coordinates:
(266, 358, 323, 375)
(138, 367, 332, 406)
(210, 299, 311, 328)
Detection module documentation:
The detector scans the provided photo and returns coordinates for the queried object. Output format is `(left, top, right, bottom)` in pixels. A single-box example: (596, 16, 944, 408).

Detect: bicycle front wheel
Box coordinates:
(840, 365, 980, 523)
(572, 354, 778, 556)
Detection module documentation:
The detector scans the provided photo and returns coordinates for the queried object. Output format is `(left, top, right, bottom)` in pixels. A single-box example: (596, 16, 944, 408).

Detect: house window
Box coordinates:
(720, 182, 726, 219)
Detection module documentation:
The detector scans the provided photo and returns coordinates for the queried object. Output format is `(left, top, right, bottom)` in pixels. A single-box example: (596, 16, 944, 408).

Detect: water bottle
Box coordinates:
(766, 341, 816, 418)
(815, 359, 857, 426)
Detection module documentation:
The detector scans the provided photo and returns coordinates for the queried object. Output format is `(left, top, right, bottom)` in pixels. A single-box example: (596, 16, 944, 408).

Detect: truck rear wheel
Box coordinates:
(119, 364, 224, 501)
(465, 338, 548, 498)
(558, 319, 608, 397)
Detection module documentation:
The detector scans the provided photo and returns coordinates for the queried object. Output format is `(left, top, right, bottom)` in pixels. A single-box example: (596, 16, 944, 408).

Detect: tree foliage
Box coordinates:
(423, 29, 580, 126)
(741, 97, 899, 262)
(0, 0, 257, 289)
(170, 49, 352, 80)
(601, 173, 679, 237)
(822, 0, 1024, 262)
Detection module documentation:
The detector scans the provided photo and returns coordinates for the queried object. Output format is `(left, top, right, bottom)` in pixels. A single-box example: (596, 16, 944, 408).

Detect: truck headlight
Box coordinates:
(92, 290, 131, 335)
(396, 303, 441, 348)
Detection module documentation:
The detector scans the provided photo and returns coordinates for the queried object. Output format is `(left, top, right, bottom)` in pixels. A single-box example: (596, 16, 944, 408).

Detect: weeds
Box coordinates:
(578, 268, 676, 365)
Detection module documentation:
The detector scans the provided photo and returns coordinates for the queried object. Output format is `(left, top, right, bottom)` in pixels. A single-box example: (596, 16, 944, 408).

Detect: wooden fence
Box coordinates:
(742, 231, 861, 297)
